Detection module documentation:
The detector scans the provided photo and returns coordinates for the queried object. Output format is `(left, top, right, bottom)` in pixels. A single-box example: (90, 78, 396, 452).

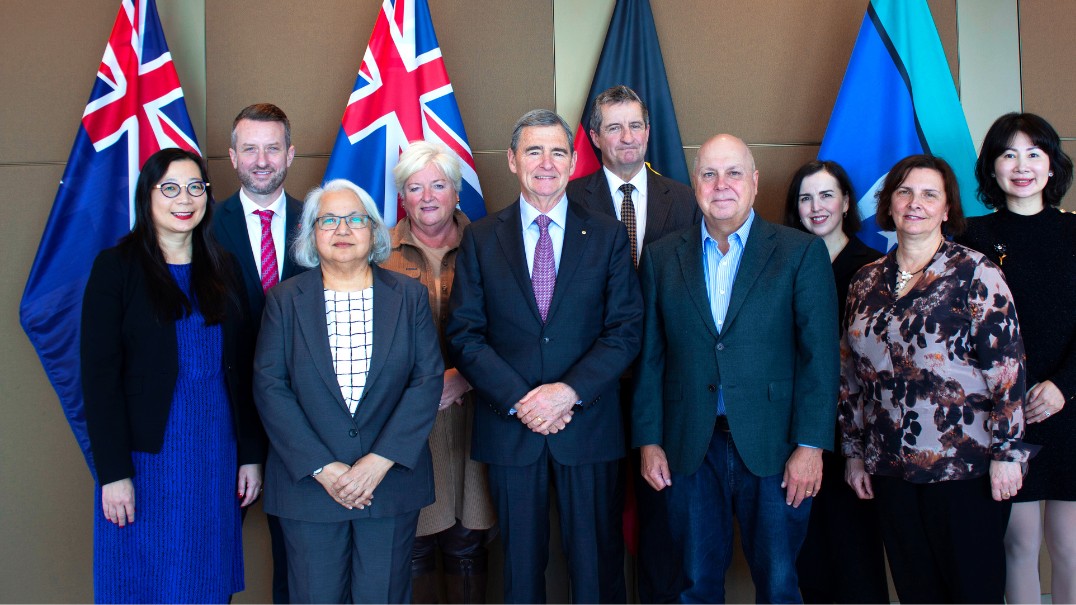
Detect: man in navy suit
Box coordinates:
(633, 134, 838, 603)
(566, 84, 699, 604)
(210, 103, 305, 604)
(447, 109, 643, 604)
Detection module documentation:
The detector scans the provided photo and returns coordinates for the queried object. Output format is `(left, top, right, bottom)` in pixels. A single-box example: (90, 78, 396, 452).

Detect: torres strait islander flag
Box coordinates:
(570, 0, 689, 185)
(324, 0, 485, 226)
(818, 0, 985, 253)
(20, 0, 200, 475)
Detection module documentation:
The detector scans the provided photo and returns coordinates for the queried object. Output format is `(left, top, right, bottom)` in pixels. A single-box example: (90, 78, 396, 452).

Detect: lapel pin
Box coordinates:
(581, 230, 587, 235)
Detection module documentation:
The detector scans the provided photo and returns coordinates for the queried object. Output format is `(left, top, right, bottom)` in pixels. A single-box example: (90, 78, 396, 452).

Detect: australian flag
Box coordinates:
(324, 0, 485, 226)
(20, 0, 200, 475)
(819, 0, 985, 252)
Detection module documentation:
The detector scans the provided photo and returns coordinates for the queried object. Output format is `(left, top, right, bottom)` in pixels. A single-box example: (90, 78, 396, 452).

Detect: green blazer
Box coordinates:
(632, 216, 839, 478)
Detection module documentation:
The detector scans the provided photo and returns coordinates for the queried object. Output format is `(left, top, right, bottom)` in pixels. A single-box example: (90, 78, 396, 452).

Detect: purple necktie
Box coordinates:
(532, 214, 555, 323)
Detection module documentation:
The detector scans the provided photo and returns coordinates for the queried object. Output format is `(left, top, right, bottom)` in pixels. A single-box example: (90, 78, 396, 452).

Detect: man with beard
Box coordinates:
(212, 103, 305, 604)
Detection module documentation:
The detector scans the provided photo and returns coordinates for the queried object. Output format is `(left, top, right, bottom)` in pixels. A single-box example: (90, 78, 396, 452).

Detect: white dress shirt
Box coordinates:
(239, 189, 287, 279)
(603, 166, 649, 249)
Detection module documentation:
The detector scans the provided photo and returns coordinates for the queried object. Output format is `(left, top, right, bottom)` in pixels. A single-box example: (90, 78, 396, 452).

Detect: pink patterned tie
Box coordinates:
(532, 214, 555, 323)
(254, 209, 279, 292)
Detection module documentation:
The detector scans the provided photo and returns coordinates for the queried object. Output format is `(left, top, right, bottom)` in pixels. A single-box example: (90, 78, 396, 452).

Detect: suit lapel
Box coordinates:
(582, 171, 616, 219)
(644, 169, 673, 248)
(494, 203, 543, 323)
(293, 271, 351, 414)
(676, 229, 719, 338)
(281, 194, 303, 281)
(363, 266, 401, 393)
(546, 202, 589, 321)
(722, 218, 776, 333)
(217, 197, 261, 289)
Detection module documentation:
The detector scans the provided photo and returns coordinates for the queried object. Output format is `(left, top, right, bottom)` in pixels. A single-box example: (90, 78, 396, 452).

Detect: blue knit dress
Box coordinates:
(93, 264, 244, 603)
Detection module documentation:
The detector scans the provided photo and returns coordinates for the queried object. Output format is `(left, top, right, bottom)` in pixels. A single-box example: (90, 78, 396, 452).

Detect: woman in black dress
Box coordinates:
(783, 160, 888, 603)
(958, 112, 1076, 605)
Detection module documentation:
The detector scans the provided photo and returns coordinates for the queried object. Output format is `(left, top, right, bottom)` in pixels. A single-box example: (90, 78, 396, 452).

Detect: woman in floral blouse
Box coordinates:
(840, 154, 1033, 603)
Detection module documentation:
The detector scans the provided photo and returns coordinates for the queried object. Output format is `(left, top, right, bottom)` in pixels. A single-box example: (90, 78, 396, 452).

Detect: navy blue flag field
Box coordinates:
(570, 0, 689, 185)
(20, 0, 200, 475)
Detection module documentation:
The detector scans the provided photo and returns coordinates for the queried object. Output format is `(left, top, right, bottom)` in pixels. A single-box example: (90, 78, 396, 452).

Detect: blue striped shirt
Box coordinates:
(701, 210, 755, 416)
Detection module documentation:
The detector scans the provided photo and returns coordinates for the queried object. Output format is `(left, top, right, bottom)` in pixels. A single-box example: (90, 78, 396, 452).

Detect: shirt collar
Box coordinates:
(701, 210, 755, 250)
(520, 194, 569, 229)
(602, 165, 648, 199)
(239, 188, 287, 217)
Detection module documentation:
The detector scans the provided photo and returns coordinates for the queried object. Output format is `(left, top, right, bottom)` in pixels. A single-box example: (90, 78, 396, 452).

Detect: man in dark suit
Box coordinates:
(447, 109, 643, 604)
(633, 134, 839, 603)
(566, 84, 699, 604)
(210, 103, 304, 604)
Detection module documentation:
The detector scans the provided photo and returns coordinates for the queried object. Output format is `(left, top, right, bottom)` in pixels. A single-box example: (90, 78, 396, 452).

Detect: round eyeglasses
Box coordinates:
(155, 181, 209, 198)
(315, 213, 371, 231)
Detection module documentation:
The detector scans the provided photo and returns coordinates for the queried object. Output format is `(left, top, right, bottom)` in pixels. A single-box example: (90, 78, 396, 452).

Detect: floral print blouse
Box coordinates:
(839, 240, 1032, 483)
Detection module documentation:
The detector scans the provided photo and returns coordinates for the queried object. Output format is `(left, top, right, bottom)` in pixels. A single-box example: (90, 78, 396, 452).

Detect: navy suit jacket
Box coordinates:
(211, 191, 305, 321)
(446, 199, 643, 467)
(253, 266, 443, 522)
(566, 166, 700, 250)
(632, 217, 839, 478)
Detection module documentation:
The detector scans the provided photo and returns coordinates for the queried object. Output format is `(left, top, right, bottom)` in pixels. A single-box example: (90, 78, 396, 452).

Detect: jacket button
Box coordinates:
(348, 428, 358, 438)
(716, 343, 725, 351)
(543, 337, 550, 343)
(708, 384, 717, 392)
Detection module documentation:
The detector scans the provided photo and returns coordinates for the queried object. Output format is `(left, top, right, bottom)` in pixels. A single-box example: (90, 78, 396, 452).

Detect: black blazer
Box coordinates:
(211, 191, 305, 321)
(446, 200, 643, 467)
(565, 165, 701, 250)
(253, 266, 444, 522)
(81, 245, 265, 485)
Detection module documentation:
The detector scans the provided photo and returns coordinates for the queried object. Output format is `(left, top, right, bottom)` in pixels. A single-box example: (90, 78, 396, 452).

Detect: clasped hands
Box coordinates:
(516, 382, 576, 435)
(314, 453, 394, 510)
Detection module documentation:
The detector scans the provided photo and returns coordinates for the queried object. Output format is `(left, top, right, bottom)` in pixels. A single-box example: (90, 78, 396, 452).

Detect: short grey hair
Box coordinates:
(509, 109, 573, 153)
(588, 85, 649, 133)
(291, 179, 392, 268)
(393, 140, 463, 193)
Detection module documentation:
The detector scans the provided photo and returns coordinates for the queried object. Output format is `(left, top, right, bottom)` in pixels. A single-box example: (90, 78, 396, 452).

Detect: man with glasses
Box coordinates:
(211, 103, 305, 604)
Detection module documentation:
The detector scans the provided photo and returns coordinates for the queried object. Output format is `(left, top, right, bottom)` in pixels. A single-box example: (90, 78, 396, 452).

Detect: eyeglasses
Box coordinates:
(315, 213, 371, 231)
(155, 181, 209, 198)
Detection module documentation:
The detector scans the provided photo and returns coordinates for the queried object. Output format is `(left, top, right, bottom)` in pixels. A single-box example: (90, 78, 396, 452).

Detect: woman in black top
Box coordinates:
(783, 160, 887, 604)
(958, 112, 1076, 605)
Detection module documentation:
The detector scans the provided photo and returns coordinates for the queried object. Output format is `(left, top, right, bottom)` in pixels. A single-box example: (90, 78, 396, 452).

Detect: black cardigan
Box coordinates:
(80, 245, 266, 485)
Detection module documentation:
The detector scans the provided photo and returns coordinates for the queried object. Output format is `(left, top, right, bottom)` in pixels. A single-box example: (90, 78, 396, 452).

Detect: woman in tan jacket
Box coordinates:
(384, 141, 495, 603)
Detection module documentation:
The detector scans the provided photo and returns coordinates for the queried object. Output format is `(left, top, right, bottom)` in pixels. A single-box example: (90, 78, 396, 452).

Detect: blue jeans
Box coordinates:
(666, 425, 811, 604)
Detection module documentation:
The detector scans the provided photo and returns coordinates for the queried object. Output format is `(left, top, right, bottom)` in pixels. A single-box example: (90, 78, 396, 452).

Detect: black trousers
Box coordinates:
(487, 445, 626, 604)
(796, 450, 889, 603)
(873, 474, 1011, 604)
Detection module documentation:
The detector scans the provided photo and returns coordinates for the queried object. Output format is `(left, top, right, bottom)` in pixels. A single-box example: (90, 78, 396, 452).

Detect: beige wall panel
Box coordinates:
(0, 165, 95, 603)
(656, 0, 958, 147)
(431, 1, 555, 152)
(233, 504, 273, 604)
(0, 1, 118, 163)
(205, 1, 376, 158)
(1018, 0, 1076, 136)
(205, 1, 552, 163)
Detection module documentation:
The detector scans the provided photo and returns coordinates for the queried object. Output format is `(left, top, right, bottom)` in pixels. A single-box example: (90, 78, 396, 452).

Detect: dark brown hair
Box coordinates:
(874, 154, 965, 237)
(975, 112, 1073, 209)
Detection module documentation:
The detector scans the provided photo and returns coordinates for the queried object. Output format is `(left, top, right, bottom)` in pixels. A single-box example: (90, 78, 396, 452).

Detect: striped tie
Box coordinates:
(254, 209, 279, 292)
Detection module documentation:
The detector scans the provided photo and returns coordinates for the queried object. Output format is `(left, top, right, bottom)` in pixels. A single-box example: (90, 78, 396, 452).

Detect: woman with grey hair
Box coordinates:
(382, 141, 495, 603)
(254, 179, 443, 603)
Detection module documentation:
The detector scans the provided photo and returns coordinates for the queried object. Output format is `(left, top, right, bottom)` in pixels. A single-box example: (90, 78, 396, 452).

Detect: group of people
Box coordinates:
(79, 86, 1074, 605)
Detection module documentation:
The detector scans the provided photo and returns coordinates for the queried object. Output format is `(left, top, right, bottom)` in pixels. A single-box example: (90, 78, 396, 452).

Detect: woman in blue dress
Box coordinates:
(81, 147, 266, 603)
